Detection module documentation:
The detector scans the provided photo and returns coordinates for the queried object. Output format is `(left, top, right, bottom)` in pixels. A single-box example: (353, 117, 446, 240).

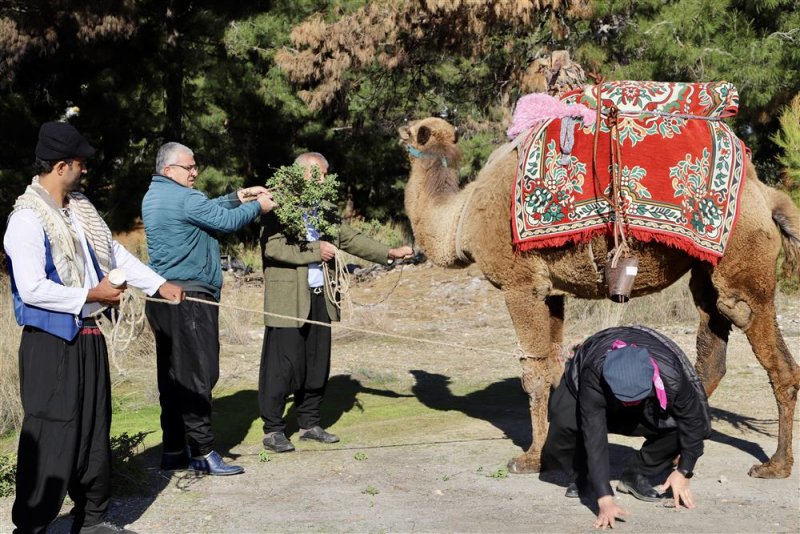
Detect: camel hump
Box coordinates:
(563, 80, 740, 120)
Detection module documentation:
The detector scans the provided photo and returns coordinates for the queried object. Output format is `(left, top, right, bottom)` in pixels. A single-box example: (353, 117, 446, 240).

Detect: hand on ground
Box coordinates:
(658, 470, 695, 510)
(594, 495, 628, 530)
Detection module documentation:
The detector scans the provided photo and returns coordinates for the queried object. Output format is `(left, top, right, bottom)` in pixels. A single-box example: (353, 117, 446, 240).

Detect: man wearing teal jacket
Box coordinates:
(259, 152, 413, 452)
(143, 142, 274, 475)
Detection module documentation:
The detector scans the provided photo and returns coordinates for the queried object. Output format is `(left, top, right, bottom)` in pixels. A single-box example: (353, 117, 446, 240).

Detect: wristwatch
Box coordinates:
(677, 467, 693, 479)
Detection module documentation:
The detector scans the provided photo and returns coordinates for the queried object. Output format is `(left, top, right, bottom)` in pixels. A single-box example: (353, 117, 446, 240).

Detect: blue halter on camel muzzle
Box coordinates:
(406, 144, 448, 168)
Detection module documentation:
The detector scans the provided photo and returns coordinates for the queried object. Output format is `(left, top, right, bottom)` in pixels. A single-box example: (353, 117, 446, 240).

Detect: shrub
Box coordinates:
(110, 432, 150, 495)
(0, 453, 16, 498)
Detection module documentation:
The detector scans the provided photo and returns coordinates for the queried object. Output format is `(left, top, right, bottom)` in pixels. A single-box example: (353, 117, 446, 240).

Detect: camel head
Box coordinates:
(398, 117, 462, 170)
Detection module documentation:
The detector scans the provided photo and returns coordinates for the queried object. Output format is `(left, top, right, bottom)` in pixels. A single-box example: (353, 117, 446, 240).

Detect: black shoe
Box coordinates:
(160, 449, 189, 471)
(616, 473, 662, 502)
(263, 432, 295, 452)
(299, 426, 340, 443)
(564, 482, 579, 498)
(78, 522, 136, 534)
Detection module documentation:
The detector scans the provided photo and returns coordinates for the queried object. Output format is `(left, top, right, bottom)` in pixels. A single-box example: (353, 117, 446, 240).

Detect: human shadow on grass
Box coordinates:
(283, 374, 413, 437)
(48, 389, 263, 531)
(409, 370, 532, 448)
(47, 435, 180, 533)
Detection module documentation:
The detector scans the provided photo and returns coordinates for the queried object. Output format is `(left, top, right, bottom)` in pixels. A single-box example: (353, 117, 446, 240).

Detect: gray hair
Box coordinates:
(294, 152, 328, 169)
(156, 142, 193, 174)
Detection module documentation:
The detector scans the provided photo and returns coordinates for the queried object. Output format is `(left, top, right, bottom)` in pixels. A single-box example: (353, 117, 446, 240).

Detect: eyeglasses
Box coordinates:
(169, 163, 198, 173)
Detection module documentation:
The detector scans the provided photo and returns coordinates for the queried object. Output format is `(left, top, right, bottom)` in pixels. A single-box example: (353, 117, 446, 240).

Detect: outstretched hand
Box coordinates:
(658, 471, 695, 510)
(388, 245, 414, 260)
(594, 495, 628, 530)
(238, 186, 270, 202)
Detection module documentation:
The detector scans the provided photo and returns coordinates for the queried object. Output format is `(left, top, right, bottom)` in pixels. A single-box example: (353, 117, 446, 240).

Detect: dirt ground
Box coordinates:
(1, 262, 798, 533)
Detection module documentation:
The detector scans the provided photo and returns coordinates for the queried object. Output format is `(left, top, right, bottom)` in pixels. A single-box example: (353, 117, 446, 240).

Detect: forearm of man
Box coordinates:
(212, 191, 242, 208)
(264, 235, 322, 265)
(671, 374, 706, 473)
(579, 368, 614, 499)
(337, 222, 391, 264)
(185, 193, 260, 234)
(111, 240, 166, 296)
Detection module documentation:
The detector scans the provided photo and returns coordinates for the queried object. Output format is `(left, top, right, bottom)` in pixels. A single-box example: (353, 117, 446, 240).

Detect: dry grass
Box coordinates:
(219, 278, 265, 345)
(566, 274, 697, 330)
(0, 276, 23, 436)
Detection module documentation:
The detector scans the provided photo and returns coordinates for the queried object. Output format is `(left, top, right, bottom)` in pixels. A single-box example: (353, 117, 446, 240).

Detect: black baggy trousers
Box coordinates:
(258, 291, 332, 434)
(145, 292, 220, 457)
(13, 324, 111, 534)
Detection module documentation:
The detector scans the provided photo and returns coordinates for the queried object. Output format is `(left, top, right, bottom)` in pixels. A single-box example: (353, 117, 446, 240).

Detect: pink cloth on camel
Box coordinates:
(507, 93, 595, 139)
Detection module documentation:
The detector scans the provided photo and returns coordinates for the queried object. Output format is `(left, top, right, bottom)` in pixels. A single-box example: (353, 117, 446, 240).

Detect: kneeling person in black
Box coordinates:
(541, 325, 711, 529)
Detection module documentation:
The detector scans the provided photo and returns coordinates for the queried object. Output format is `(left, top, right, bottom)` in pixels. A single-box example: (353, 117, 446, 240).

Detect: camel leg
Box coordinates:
(547, 295, 566, 363)
(504, 290, 560, 474)
(740, 309, 800, 478)
(689, 267, 732, 396)
(710, 257, 799, 477)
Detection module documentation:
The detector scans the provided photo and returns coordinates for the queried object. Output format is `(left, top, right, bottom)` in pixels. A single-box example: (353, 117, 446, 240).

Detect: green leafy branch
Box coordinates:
(264, 163, 340, 242)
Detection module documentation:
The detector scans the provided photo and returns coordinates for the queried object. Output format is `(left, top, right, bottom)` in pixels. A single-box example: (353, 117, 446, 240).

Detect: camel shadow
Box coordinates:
(707, 406, 773, 463)
(284, 374, 412, 436)
(409, 370, 532, 448)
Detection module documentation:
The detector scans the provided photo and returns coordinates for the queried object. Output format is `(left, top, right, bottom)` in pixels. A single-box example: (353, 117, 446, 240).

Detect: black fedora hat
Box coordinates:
(35, 121, 96, 161)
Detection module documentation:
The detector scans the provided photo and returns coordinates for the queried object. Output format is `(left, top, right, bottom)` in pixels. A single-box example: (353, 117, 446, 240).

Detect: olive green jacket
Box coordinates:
(260, 211, 391, 328)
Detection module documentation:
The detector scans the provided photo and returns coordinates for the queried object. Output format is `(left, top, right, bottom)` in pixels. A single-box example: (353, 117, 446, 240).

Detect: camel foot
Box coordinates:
(748, 460, 792, 479)
(507, 453, 541, 474)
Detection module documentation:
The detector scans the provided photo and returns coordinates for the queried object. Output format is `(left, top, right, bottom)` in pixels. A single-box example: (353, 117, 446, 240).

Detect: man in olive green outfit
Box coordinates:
(258, 152, 413, 452)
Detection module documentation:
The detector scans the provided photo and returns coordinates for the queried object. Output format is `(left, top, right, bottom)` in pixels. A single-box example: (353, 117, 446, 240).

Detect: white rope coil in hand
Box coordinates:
(91, 269, 148, 375)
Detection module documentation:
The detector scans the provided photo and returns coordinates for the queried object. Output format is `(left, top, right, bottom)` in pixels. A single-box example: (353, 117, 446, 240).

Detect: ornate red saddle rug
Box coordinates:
(511, 81, 747, 264)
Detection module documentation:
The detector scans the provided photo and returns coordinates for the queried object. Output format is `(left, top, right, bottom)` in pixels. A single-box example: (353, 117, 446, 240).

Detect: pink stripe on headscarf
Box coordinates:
(650, 357, 667, 409)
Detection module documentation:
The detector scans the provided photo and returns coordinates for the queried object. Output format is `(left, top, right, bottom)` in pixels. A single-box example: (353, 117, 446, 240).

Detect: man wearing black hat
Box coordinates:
(541, 325, 711, 529)
(3, 121, 184, 534)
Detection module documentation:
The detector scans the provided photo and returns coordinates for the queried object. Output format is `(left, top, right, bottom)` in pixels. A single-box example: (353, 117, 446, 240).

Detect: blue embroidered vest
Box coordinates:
(8, 236, 105, 342)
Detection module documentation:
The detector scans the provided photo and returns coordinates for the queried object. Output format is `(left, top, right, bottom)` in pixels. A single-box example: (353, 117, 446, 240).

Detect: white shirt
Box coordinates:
(304, 214, 323, 289)
(4, 209, 166, 317)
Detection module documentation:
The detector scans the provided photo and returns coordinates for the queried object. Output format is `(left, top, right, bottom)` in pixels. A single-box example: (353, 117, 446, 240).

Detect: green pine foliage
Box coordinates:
(571, 0, 800, 184)
(2, 1, 799, 232)
(772, 94, 800, 189)
(264, 164, 340, 241)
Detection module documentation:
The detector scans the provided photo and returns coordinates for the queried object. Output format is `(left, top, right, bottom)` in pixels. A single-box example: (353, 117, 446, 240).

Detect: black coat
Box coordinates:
(564, 325, 711, 497)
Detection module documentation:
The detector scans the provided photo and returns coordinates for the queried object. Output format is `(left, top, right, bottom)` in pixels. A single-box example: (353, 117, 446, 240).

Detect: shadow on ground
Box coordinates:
(409, 370, 531, 448)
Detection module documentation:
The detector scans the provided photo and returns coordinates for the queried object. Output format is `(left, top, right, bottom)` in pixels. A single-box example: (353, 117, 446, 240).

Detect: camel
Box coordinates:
(398, 116, 800, 479)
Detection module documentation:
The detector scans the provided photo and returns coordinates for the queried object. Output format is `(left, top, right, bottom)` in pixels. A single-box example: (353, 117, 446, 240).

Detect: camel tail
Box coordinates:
(762, 184, 800, 279)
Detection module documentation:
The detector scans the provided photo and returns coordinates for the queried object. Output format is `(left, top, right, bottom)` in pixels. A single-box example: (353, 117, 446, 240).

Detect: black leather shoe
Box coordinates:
(564, 482, 579, 498)
(160, 449, 189, 471)
(299, 426, 339, 443)
(616, 473, 662, 502)
(263, 432, 295, 452)
(189, 450, 244, 476)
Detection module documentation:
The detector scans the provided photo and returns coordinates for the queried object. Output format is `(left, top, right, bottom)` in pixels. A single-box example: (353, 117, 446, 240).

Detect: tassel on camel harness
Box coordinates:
(588, 76, 639, 302)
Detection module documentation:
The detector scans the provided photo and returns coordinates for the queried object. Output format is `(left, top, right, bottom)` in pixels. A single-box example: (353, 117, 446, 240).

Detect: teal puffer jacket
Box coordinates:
(142, 175, 260, 299)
